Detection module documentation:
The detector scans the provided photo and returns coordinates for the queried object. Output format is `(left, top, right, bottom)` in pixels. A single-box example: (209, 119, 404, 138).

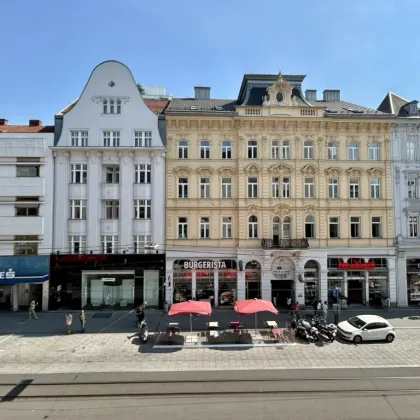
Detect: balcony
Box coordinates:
(101, 183, 120, 200)
(261, 238, 309, 249)
(0, 216, 43, 235)
(133, 183, 152, 199)
(0, 177, 44, 196)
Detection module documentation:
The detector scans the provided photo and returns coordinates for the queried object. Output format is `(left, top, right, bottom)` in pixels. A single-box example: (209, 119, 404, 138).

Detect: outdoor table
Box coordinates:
(265, 320, 278, 329)
(208, 321, 219, 330)
(166, 322, 180, 336)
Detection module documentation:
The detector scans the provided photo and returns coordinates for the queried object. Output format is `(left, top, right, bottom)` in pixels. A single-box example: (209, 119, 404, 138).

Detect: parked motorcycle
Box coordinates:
(138, 318, 149, 343)
(291, 314, 319, 342)
(312, 316, 337, 342)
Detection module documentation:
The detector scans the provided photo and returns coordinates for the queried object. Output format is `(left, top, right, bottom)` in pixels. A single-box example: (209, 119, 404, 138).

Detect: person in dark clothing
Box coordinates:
(136, 306, 145, 326)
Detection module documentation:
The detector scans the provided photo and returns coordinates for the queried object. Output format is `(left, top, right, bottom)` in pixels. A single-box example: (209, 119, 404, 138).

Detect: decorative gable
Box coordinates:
(243, 164, 261, 175)
(173, 167, 192, 176)
(345, 167, 363, 176)
(301, 164, 317, 175)
(263, 73, 298, 107)
(267, 163, 292, 174)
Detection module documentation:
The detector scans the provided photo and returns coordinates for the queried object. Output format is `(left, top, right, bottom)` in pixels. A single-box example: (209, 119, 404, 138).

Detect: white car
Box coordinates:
(337, 315, 395, 344)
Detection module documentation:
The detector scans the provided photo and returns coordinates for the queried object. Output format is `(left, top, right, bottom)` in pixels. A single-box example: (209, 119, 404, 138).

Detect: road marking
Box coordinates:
(0, 335, 13, 344)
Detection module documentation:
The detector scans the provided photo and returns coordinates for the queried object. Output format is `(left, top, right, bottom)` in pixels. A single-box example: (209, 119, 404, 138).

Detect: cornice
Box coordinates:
(172, 166, 192, 175)
(267, 163, 292, 174)
(243, 163, 261, 175)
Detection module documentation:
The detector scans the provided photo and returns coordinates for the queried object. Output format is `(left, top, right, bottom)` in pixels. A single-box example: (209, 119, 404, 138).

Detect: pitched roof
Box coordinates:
(377, 92, 418, 117)
(165, 99, 237, 113)
(0, 125, 54, 133)
(311, 100, 388, 116)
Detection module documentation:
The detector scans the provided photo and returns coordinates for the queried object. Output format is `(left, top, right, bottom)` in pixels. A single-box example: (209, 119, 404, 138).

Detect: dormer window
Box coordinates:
(276, 92, 284, 103)
(103, 98, 122, 114)
(409, 103, 418, 116)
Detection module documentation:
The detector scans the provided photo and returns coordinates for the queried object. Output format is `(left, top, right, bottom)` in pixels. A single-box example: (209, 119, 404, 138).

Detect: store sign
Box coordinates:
(0, 269, 15, 279)
(272, 270, 292, 280)
(183, 261, 227, 270)
(101, 278, 115, 282)
(338, 260, 375, 270)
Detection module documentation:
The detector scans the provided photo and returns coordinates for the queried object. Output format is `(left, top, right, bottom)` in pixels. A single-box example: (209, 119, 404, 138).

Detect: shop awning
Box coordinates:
(0, 274, 49, 285)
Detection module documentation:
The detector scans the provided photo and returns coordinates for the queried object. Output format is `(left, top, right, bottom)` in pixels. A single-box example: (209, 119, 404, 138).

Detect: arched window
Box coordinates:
(222, 141, 232, 159)
(304, 140, 314, 159)
(349, 142, 358, 160)
(200, 141, 210, 159)
(178, 141, 188, 159)
(283, 216, 291, 238)
(248, 215, 258, 238)
(328, 141, 337, 160)
(248, 140, 257, 159)
(305, 215, 315, 239)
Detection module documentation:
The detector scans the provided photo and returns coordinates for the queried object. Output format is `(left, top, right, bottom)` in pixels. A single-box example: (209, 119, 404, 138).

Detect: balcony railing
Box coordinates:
(261, 238, 309, 249)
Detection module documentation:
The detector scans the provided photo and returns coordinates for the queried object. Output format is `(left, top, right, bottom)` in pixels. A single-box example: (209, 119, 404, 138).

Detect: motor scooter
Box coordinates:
(312, 316, 337, 342)
(139, 318, 149, 343)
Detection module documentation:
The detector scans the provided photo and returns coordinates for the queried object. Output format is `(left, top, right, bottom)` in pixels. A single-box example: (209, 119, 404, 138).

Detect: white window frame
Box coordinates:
(282, 141, 290, 159)
(104, 200, 119, 220)
(70, 163, 87, 184)
(135, 164, 151, 184)
(101, 235, 118, 254)
(178, 217, 188, 239)
(178, 178, 188, 198)
(328, 141, 337, 160)
(282, 177, 290, 198)
(369, 142, 379, 160)
(304, 177, 315, 199)
(329, 217, 340, 239)
(272, 141, 279, 159)
(304, 215, 315, 239)
(407, 142, 415, 160)
(247, 177, 258, 198)
(134, 199, 151, 219)
(272, 177, 279, 198)
(370, 178, 380, 199)
(303, 141, 314, 159)
(200, 141, 210, 159)
(282, 216, 291, 238)
(134, 131, 152, 147)
(221, 141, 232, 159)
(200, 178, 210, 198)
(70, 130, 88, 147)
(408, 178, 417, 198)
(102, 99, 122, 115)
(104, 166, 120, 184)
(248, 215, 258, 239)
(349, 178, 359, 199)
(409, 215, 419, 238)
(69, 199, 87, 219)
(248, 140, 257, 159)
(222, 217, 232, 239)
(178, 141, 188, 159)
(349, 142, 359, 160)
(371, 216, 381, 239)
(69, 235, 86, 254)
(134, 234, 152, 253)
(328, 178, 339, 199)
(350, 216, 361, 238)
(221, 178, 232, 199)
(200, 217, 210, 239)
(103, 130, 120, 147)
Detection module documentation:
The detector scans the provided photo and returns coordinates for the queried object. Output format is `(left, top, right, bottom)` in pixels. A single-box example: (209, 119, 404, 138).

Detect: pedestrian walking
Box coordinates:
(322, 301, 328, 322)
(28, 300, 38, 320)
(79, 310, 86, 333)
(293, 301, 300, 314)
(287, 297, 292, 313)
(66, 313, 73, 334)
(317, 300, 322, 317)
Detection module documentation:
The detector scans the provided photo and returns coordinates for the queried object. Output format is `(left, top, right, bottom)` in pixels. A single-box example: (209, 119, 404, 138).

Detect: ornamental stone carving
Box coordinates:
(267, 163, 292, 174)
(218, 167, 236, 176)
(273, 205, 290, 217)
(301, 164, 317, 175)
(195, 167, 214, 176)
(91, 95, 130, 103)
(304, 205, 316, 215)
(243, 164, 261, 175)
(345, 167, 363, 176)
(246, 204, 260, 214)
(324, 167, 342, 177)
(262, 73, 298, 107)
(366, 167, 384, 177)
(395, 168, 400, 185)
(172, 167, 192, 175)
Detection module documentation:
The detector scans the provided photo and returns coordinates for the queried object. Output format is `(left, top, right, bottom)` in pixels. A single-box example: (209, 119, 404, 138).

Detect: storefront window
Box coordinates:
(173, 260, 192, 303)
(368, 258, 388, 307)
(406, 259, 420, 305)
(327, 271, 344, 305)
(196, 268, 214, 304)
(246, 260, 261, 299)
(304, 260, 319, 307)
(218, 260, 237, 306)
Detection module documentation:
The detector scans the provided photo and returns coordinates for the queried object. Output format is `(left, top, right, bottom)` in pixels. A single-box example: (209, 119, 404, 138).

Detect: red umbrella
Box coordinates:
(169, 300, 212, 331)
(234, 299, 278, 329)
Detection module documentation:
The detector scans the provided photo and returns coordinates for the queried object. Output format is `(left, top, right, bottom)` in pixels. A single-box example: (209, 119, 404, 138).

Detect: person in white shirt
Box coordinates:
(317, 300, 322, 317)
(29, 300, 38, 320)
(322, 301, 328, 321)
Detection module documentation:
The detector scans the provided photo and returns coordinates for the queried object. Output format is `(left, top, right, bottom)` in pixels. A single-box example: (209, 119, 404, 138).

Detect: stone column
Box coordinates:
(261, 259, 272, 301)
(42, 280, 49, 311)
(319, 269, 328, 303)
(192, 270, 197, 299)
(12, 284, 18, 311)
(119, 152, 134, 251)
(387, 257, 397, 305)
(87, 151, 102, 252)
(214, 270, 219, 307)
(237, 271, 246, 300)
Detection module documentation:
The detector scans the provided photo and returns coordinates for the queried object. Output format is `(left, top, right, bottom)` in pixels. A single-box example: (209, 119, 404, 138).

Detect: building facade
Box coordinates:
(50, 60, 167, 310)
(165, 75, 396, 308)
(0, 120, 54, 311)
(379, 92, 420, 306)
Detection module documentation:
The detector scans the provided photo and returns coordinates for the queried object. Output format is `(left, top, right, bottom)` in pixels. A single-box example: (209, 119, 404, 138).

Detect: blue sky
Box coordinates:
(1, 0, 419, 125)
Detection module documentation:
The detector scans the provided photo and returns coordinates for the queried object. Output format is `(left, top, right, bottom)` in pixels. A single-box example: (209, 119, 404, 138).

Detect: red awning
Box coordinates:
(168, 300, 212, 317)
(234, 299, 278, 315)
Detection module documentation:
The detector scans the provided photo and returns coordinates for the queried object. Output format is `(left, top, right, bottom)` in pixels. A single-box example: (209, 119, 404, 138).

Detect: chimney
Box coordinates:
(323, 90, 340, 102)
(194, 86, 210, 100)
(305, 90, 317, 101)
(0, 119, 8, 126)
(29, 120, 42, 127)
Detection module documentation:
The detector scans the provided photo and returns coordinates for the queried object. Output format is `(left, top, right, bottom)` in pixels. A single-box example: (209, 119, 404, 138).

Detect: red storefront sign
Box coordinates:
(338, 260, 375, 270)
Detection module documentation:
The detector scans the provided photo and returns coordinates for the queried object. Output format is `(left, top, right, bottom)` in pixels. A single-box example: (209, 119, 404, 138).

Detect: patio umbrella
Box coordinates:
(168, 300, 212, 332)
(234, 298, 278, 329)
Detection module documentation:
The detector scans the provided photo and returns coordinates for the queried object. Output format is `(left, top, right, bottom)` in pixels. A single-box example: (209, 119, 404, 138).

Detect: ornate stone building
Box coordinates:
(165, 75, 396, 309)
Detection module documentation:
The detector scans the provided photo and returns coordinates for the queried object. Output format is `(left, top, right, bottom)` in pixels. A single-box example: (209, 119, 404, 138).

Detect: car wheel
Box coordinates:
(353, 335, 362, 344)
(385, 334, 395, 343)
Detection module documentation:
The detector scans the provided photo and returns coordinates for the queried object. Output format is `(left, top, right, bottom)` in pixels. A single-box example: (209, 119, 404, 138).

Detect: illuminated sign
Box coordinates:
(338, 260, 375, 270)
(0, 269, 15, 279)
(183, 261, 227, 270)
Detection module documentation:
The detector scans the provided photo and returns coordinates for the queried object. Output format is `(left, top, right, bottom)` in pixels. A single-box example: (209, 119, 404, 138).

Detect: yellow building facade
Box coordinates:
(165, 75, 396, 309)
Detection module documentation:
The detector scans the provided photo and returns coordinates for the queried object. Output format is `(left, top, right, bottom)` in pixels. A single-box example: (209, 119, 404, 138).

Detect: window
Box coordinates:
(105, 166, 120, 184)
(272, 177, 279, 198)
(135, 164, 151, 184)
(134, 199, 151, 219)
(16, 165, 39, 177)
(69, 199, 87, 219)
(15, 202, 39, 216)
(283, 216, 291, 238)
(178, 217, 188, 239)
(349, 178, 359, 199)
(371, 216, 381, 238)
(247, 177, 258, 198)
(178, 178, 188, 198)
(222, 217, 232, 239)
(328, 142, 337, 160)
(248, 140, 257, 159)
(407, 142, 415, 160)
(369, 143, 379, 160)
(408, 179, 417, 198)
(103, 99, 121, 114)
(200, 178, 210, 198)
(222, 141, 232, 159)
(370, 178, 380, 199)
(102, 131, 120, 147)
(282, 177, 290, 198)
(409, 216, 418, 237)
(350, 216, 361, 238)
(248, 215, 258, 238)
(272, 141, 279, 159)
(70, 130, 88, 147)
(282, 141, 290, 159)
(104, 200, 119, 219)
(221, 178, 232, 199)
(69, 235, 86, 254)
(134, 131, 152, 147)
(329, 217, 340, 238)
(70, 164, 87, 184)
(305, 215, 315, 238)
(200, 141, 210, 159)
(304, 177, 314, 199)
(134, 234, 152, 253)
(178, 141, 188, 159)
(349, 142, 358, 160)
(303, 141, 314, 159)
(14, 236, 38, 255)
(200, 217, 210, 239)
(102, 235, 118, 254)
(328, 178, 339, 199)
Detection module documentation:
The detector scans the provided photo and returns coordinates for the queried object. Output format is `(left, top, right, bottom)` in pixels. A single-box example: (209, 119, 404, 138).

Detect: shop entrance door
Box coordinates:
(347, 273, 365, 304)
(271, 280, 294, 308)
(144, 270, 159, 307)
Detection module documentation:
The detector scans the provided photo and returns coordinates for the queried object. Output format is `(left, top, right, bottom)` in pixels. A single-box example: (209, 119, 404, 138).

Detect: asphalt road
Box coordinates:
(1, 368, 420, 419)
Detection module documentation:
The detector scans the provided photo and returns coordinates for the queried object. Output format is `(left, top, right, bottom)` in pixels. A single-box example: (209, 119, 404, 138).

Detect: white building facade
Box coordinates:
(50, 61, 166, 311)
(0, 120, 54, 311)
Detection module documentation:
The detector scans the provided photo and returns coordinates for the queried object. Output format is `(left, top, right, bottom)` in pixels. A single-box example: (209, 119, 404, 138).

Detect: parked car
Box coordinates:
(337, 315, 395, 344)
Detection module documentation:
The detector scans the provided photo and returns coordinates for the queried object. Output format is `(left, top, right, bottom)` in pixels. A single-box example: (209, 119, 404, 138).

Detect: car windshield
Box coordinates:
(347, 317, 366, 329)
